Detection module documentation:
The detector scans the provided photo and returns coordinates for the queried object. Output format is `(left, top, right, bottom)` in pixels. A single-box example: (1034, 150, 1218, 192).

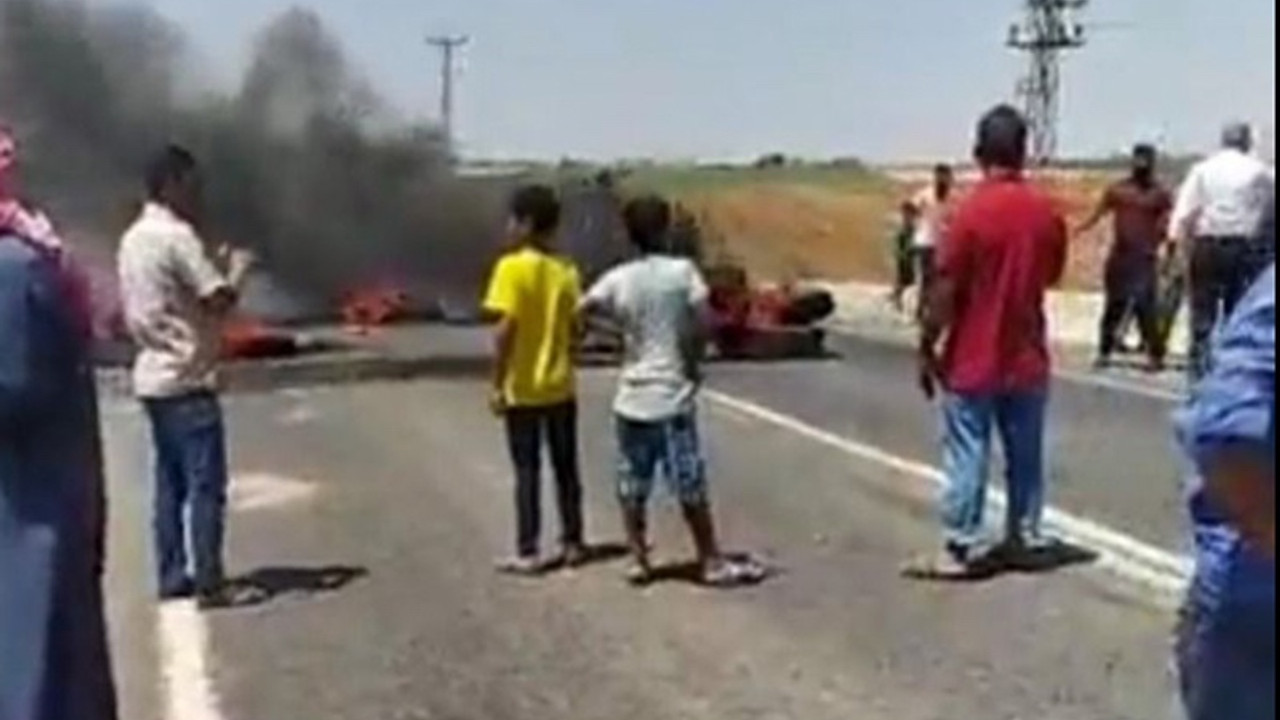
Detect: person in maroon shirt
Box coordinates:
(1077, 144, 1174, 371)
(910, 105, 1068, 577)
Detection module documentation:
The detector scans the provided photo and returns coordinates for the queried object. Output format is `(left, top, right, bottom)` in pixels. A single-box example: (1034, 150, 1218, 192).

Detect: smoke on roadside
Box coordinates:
(0, 0, 504, 310)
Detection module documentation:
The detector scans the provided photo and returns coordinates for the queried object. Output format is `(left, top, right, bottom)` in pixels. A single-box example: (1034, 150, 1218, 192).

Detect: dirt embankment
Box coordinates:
(672, 174, 1124, 291)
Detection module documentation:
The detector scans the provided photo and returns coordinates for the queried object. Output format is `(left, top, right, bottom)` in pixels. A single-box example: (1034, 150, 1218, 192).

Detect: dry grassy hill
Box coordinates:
(624, 165, 1125, 291)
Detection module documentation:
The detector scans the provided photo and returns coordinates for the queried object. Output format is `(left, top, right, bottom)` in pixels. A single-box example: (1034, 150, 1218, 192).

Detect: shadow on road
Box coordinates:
(1098, 354, 1190, 374)
(999, 540, 1099, 575)
(545, 542, 631, 573)
(904, 540, 1099, 584)
(220, 565, 370, 609)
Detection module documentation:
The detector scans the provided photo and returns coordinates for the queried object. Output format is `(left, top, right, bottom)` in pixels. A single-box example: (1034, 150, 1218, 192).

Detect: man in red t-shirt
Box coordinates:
(1076, 144, 1174, 371)
(911, 105, 1068, 577)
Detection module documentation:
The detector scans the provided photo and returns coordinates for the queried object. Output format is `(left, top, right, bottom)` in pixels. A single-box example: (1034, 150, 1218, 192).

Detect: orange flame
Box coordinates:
(221, 316, 296, 360)
(341, 283, 410, 335)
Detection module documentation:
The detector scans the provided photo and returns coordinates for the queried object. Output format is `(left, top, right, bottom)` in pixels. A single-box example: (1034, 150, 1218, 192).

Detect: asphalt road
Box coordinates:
(100, 367, 1182, 720)
(714, 332, 1188, 553)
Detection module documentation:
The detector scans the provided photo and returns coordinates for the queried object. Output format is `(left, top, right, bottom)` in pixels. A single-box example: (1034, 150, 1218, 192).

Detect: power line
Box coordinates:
(1007, 0, 1089, 164)
(426, 34, 469, 150)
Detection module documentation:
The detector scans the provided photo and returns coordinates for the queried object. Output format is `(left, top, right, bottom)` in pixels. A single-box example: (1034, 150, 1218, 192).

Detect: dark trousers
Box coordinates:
(142, 392, 228, 597)
(1099, 255, 1164, 361)
(914, 246, 937, 321)
(1189, 237, 1256, 380)
(504, 401, 584, 558)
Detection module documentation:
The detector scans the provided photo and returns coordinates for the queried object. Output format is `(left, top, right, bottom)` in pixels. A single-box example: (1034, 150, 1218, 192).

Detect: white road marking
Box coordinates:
(1054, 368, 1183, 403)
(231, 472, 317, 512)
(278, 404, 320, 427)
(158, 601, 226, 720)
(705, 390, 1193, 606)
(99, 403, 141, 421)
(828, 322, 1185, 403)
(157, 471, 312, 720)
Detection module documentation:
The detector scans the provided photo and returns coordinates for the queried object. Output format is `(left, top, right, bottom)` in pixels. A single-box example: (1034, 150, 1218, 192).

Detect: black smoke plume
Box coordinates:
(1, 0, 504, 312)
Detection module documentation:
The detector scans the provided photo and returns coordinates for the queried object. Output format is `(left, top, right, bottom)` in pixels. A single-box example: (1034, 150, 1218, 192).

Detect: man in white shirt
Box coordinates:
(580, 195, 763, 588)
(1170, 123, 1275, 379)
(910, 164, 956, 317)
(118, 145, 254, 609)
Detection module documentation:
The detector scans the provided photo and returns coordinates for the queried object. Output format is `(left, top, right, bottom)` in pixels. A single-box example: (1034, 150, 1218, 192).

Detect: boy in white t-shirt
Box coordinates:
(580, 195, 762, 588)
(910, 163, 956, 310)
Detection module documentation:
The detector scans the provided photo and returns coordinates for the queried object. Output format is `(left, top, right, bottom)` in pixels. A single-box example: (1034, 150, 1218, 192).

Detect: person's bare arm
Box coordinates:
(1074, 189, 1112, 236)
(917, 275, 955, 400)
(489, 315, 517, 414)
(683, 265, 714, 385)
(918, 208, 972, 399)
(1205, 447, 1275, 559)
(482, 257, 520, 415)
(1047, 215, 1069, 288)
(1169, 166, 1204, 247)
(175, 231, 250, 318)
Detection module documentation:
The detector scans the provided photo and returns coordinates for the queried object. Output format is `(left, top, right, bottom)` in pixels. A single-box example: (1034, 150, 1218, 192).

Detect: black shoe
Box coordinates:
(159, 578, 196, 602)
(1092, 356, 1113, 371)
(195, 581, 231, 611)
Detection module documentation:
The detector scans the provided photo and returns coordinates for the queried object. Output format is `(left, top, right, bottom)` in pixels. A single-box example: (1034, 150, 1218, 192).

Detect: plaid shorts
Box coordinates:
(615, 412, 707, 505)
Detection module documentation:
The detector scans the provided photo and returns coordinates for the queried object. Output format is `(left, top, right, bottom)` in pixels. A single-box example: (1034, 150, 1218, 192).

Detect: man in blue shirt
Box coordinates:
(1175, 260, 1275, 720)
(2, 128, 117, 720)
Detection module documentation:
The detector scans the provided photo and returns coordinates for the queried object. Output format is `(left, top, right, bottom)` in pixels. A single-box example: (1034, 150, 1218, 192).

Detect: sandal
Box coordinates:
(625, 562, 654, 587)
(702, 557, 768, 588)
(496, 556, 544, 577)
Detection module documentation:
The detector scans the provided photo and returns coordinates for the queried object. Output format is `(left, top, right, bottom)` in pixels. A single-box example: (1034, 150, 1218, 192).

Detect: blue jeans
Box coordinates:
(940, 389, 1048, 555)
(1176, 600, 1276, 720)
(143, 392, 229, 597)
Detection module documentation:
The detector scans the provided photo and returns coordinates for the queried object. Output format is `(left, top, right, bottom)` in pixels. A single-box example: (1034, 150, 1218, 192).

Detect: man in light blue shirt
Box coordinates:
(1175, 259, 1275, 720)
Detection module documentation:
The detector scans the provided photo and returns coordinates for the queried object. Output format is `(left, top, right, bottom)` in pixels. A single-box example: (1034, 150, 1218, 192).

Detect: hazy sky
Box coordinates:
(143, 0, 1275, 162)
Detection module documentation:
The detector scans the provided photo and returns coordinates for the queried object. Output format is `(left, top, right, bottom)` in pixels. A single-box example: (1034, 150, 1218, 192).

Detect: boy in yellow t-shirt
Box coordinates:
(483, 184, 586, 575)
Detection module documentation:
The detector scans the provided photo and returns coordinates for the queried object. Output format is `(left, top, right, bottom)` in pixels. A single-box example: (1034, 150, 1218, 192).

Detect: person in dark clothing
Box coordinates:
(1077, 144, 1174, 372)
(1253, 199, 1276, 276)
(1171, 122, 1274, 381)
(890, 200, 920, 313)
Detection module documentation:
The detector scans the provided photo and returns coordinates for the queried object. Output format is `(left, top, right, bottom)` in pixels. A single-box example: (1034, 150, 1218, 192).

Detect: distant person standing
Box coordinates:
(119, 145, 256, 609)
(911, 106, 1068, 577)
(484, 185, 587, 575)
(1076, 144, 1174, 372)
(580, 195, 764, 588)
(910, 163, 956, 316)
(2, 125, 117, 720)
(1170, 122, 1274, 380)
(1175, 262, 1274, 720)
(889, 200, 921, 313)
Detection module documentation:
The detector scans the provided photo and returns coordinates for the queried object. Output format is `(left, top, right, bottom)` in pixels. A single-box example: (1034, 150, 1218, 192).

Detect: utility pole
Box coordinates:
(426, 34, 469, 149)
(1007, 0, 1089, 165)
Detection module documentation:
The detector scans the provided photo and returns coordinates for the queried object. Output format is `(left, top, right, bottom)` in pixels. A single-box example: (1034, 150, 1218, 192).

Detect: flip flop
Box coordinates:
(702, 557, 768, 588)
(625, 562, 654, 588)
(496, 556, 544, 577)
